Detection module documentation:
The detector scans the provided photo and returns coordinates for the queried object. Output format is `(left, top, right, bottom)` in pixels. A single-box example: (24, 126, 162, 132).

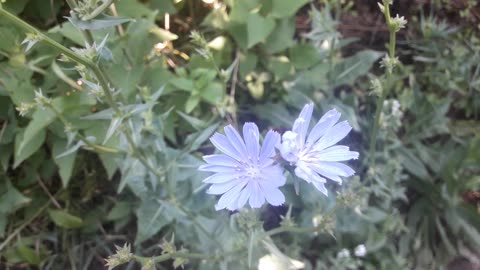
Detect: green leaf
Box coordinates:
(14, 128, 46, 168)
(107, 201, 132, 221)
(115, 0, 154, 18)
(16, 244, 42, 265)
(202, 8, 230, 30)
(239, 52, 258, 78)
(176, 111, 207, 130)
(270, 0, 310, 18)
(267, 56, 293, 80)
(99, 153, 118, 180)
(289, 43, 321, 69)
(246, 13, 275, 48)
(0, 180, 31, 214)
(169, 78, 195, 92)
(329, 50, 383, 87)
(3, 0, 29, 15)
(187, 123, 220, 151)
(201, 82, 224, 104)
(263, 18, 295, 53)
(185, 95, 200, 113)
(227, 23, 248, 49)
(0, 145, 13, 172)
(397, 147, 430, 179)
(0, 213, 6, 238)
(67, 14, 133, 30)
(149, 0, 178, 15)
(19, 107, 56, 155)
(48, 209, 83, 229)
(136, 198, 172, 243)
(52, 140, 77, 188)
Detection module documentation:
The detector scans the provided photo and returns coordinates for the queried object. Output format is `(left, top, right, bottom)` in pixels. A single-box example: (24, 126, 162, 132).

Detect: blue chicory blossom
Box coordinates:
(199, 123, 286, 211)
(279, 103, 359, 195)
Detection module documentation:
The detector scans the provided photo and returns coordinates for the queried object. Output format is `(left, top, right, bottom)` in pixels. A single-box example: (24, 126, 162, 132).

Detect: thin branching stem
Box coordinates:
(368, 0, 397, 164)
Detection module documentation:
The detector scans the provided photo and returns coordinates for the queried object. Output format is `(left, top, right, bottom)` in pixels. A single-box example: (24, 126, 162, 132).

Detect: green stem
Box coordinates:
(0, 201, 51, 251)
(368, 1, 397, 164)
(265, 204, 339, 237)
(134, 251, 215, 264)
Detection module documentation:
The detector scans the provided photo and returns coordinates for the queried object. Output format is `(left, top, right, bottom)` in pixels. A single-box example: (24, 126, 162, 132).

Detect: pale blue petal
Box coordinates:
(210, 133, 243, 161)
(293, 103, 313, 143)
(309, 163, 344, 184)
(312, 121, 352, 151)
(207, 178, 246, 195)
(261, 187, 285, 206)
(319, 161, 355, 176)
(234, 186, 251, 210)
(259, 130, 280, 163)
(224, 125, 248, 159)
(306, 109, 341, 145)
(311, 181, 328, 196)
(249, 183, 265, 208)
(203, 173, 243, 184)
(215, 181, 248, 211)
(243, 122, 260, 160)
(198, 164, 237, 173)
(203, 154, 242, 167)
(294, 161, 327, 184)
(316, 146, 359, 161)
(260, 165, 286, 188)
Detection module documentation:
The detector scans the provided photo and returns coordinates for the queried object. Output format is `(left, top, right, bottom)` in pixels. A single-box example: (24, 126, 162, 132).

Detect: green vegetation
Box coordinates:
(0, 0, 478, 269)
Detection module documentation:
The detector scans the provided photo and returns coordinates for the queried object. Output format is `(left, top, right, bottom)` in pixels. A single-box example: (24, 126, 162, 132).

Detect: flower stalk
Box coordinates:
(368, 0, 405, 163)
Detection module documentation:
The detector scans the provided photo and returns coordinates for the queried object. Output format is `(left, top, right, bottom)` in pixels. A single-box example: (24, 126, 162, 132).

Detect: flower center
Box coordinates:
(245, 165, 261, 178)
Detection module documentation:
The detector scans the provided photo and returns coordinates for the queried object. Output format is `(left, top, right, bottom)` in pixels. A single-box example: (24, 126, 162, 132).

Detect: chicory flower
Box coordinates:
(279, 103, 359, 195)
(200, 123, 286, 211)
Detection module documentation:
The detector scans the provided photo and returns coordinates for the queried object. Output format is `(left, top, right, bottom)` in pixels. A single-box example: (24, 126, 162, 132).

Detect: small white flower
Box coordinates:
(258, 254, 304, 270)
(337, 248, 350, 259)
(354, 244, 367, 257)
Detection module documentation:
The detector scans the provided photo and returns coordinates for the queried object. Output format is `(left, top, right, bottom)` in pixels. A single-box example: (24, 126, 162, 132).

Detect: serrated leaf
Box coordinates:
(48, 209, 83, 229)
(67, 14, 134, 30)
